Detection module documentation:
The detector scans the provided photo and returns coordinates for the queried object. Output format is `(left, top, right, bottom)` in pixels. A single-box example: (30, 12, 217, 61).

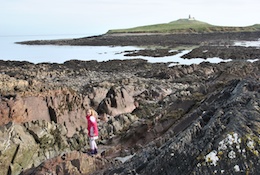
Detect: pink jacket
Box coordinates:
(86, 115, 98, 137)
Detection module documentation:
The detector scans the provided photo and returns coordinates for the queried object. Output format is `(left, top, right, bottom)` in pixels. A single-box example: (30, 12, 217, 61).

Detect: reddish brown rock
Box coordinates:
(97, 86, 136, 116)
(20, 151, 116, 175)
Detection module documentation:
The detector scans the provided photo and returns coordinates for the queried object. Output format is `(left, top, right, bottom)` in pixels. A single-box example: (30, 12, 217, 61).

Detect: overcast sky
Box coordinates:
(1, 0, 260, 36)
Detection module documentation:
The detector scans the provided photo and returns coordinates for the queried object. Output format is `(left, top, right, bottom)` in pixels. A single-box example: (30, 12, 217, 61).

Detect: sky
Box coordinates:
(1, 0, 260, 36)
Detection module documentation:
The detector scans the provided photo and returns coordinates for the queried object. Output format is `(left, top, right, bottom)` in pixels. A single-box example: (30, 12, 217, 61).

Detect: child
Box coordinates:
(86, 108, 99, 155)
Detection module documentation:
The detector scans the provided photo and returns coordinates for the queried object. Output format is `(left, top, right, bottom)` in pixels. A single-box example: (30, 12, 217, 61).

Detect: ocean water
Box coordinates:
(0, 35, 139, 64)
(0, 35, 259, 65)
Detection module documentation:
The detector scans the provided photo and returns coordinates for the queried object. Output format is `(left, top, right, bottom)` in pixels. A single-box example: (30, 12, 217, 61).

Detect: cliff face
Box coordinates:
(0, 58, 259, 175)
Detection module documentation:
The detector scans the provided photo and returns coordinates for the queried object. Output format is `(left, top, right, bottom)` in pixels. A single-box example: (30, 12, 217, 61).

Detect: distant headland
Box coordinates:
(107, 16, 260, 34)
(16, 17, 260, 48)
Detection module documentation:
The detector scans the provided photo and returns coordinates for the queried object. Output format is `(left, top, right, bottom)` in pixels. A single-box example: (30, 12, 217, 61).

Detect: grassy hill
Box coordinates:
(107, 18, 260, 34)
(252, 24, 260, 29)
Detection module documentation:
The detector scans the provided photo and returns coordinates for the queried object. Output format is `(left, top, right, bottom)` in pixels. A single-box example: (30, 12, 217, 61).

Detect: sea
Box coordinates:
(0, 34, 259, 65)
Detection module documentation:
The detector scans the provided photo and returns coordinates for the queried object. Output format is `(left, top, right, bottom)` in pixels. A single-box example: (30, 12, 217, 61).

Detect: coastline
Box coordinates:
(13, 31, 260, 62)
(16, 31, 260, 47)
(0, 29, 260, 174)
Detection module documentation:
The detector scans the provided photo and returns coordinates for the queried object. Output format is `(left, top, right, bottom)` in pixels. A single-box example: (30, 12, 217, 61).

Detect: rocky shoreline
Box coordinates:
(1, 31, 260, 175)
(17, 31, 260, 47)
(17, 31, 260, 60)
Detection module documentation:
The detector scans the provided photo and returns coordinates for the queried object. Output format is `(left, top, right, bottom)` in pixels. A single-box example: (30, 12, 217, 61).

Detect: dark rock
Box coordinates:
(97, 86, 136, 116)
(123, 49, 180, 57)
(182, 46, 260, 60)
(102, 79, 260, 175)
(17, 31, 260, 47)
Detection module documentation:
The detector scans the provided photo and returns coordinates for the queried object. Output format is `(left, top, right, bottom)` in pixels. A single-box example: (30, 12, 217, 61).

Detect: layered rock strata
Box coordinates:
(0, 58, 259, 175)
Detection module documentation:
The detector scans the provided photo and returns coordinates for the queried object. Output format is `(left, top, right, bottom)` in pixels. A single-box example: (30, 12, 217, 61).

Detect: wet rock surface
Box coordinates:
(122, 49, 181, 57)
(182, 46, 260, 60)
(1, 32, 260, 174)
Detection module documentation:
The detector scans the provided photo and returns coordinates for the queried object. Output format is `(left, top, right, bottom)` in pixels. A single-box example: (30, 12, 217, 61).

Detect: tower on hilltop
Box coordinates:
(188, 15, 195, 20)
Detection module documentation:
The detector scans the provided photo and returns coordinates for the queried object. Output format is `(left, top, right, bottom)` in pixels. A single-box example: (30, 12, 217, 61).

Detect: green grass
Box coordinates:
(252, 24, 260, 29)
(107, 18, 260, 34)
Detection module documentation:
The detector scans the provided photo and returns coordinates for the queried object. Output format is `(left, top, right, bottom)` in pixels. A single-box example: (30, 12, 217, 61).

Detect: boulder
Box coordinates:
(0, 120, 91, 175)
(97, 86, 136, 116)
(0, 122, 39, 175)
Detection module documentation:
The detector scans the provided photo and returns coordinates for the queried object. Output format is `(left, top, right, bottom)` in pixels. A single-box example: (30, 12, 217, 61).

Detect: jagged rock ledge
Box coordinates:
(0, 55, 259, 174)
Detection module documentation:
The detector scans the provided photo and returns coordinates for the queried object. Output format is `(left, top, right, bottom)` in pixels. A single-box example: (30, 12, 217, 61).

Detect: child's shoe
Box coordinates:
(94, 148, 98, 154)
(88, 149, 95, 155)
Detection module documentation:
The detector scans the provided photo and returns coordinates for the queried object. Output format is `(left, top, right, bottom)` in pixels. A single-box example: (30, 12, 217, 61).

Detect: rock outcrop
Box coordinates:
(182, 46, 260, 60)
(0, 121, 83, 175)
(0, 52, 259, 174)
(21, 151, 117, 175)
(97, 86, 136, 116)
(101, 79, 260, 175)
